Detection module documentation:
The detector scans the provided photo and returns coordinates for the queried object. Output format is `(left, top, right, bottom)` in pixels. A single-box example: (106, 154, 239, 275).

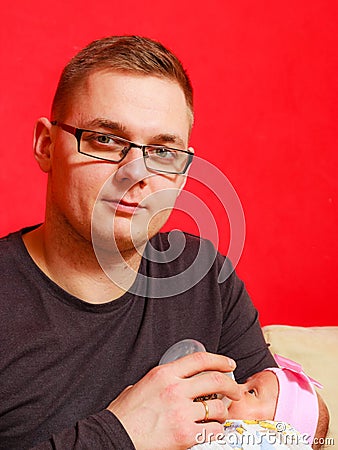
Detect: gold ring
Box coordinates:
(200, 400, 209, 422)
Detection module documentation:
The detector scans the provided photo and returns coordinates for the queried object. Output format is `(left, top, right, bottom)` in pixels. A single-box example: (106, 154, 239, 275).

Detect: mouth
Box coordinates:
(102, 198, 146, 215)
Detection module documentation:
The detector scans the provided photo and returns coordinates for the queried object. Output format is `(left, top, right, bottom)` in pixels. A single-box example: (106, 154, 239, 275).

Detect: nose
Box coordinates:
(238, 384, 246, 394)
(114, 146, 150, 186)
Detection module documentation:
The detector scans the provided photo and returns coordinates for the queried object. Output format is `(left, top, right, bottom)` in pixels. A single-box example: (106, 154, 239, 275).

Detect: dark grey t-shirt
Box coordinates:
(0, 228, 276, 449)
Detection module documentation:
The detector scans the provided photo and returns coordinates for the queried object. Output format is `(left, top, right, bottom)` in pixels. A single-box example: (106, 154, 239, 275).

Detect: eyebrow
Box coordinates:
(84, 118, 127, 134)
(151, 133, 186, 148)
(245, 376, 261, 395)
(83, 118, 186, 148)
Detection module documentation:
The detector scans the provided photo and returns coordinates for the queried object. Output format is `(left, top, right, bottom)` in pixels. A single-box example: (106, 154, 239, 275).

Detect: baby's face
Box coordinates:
(227, 370, 278, 420)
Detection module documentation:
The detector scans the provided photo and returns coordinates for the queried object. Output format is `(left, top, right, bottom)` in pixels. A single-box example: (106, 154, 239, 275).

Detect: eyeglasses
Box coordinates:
(51, 121, 194, 175)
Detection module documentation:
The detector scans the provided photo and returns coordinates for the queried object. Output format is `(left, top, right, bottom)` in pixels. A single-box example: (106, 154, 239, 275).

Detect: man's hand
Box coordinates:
(107, 352, 241, 450)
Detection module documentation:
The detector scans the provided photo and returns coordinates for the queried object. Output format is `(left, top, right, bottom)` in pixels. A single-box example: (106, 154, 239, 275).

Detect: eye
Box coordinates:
(248, 389, 256, 395)
(154, 148, 176, 159)
(96, 134, 113, 144)
(83, 132, 127, 152)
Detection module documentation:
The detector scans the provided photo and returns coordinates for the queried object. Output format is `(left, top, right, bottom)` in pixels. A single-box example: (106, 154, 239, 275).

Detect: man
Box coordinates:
(0, 36, 276, 449)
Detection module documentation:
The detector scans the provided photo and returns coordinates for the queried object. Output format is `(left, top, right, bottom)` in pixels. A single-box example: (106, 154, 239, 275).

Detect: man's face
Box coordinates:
(227, 371, 278, 420)
(47, 71, 191, 252)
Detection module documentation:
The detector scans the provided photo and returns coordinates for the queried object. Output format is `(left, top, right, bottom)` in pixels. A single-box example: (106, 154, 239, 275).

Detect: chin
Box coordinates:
(116, 233, 148, 252)
(92, 224, 147, 254)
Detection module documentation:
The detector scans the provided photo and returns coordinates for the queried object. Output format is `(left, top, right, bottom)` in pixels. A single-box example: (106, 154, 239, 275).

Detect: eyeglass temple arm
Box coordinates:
(51, 121, 77, 136)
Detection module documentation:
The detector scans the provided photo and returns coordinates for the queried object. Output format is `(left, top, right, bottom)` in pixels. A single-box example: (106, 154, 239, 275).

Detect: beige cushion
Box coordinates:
(262, 325, 338, 447)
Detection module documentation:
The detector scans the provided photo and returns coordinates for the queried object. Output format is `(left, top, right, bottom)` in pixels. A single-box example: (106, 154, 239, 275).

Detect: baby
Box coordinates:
(159, 342, 329, 449)
(193, 354, 329, 449)
(227, 354, 325, 441)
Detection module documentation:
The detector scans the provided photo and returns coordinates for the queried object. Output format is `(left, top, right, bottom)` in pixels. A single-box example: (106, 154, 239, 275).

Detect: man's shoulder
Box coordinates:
(0, 229, 20, 251)
(0, 225, 38, 263)
(0, 225, 38, 240)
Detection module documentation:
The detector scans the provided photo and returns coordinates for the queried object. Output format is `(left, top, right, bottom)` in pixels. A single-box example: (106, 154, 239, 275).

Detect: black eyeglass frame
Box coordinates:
(51, 121, 194, 175)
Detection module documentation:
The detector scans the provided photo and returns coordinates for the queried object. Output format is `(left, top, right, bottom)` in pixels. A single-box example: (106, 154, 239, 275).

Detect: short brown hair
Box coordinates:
(51, 35, 193, 121)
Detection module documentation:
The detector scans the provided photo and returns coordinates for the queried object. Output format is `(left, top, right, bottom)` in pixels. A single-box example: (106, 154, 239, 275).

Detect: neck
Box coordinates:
(22, 220, 145, 304)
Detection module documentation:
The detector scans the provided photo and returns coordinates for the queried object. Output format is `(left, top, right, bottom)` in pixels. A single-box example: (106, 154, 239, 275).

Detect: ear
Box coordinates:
(33, 117, 54, 173)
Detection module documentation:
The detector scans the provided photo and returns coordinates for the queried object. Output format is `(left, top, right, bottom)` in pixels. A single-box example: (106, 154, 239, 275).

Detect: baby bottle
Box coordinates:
(159, 338, 206, 364)
(159, 339, 235, 408)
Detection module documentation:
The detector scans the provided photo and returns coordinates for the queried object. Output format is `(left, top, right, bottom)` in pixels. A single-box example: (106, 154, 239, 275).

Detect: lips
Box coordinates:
(102, 197, 146, 214)
(118, 199, 140, 208)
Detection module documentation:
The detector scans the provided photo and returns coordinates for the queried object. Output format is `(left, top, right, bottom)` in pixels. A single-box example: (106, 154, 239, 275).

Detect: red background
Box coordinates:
(1, 1, 337, 326)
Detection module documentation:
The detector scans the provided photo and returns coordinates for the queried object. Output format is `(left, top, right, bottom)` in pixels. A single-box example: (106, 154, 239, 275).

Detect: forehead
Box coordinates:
(64, 70, 192, 141)
(247, 370, 277, 386)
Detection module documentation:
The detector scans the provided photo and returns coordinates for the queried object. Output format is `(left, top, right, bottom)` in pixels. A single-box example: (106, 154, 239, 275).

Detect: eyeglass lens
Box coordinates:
(79, 130, 190, 173)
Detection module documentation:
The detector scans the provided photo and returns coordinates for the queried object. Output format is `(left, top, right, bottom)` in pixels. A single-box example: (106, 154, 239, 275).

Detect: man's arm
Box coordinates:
(32, 411, 135, 450)
(107, 352, 240, 450)
(31, 353, 241, 450)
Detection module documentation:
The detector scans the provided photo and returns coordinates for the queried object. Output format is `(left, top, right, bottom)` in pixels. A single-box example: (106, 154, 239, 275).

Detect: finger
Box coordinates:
(185, 370, 241, 401)
(193, 398, 227, 424)
(169, 351, 236, 378)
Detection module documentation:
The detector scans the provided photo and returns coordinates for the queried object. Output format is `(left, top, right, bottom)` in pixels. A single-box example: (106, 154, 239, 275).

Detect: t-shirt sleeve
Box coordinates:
(217, 258, 277, 383)
(31, 410, 135, 450)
